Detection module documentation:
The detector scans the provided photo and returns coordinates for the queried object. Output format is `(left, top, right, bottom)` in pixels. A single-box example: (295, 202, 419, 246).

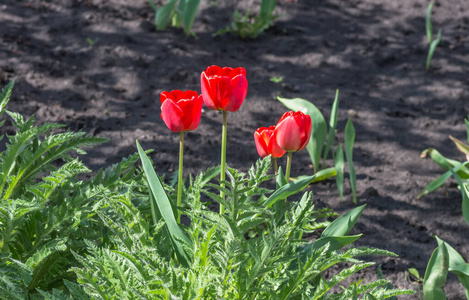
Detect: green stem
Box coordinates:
(220, 111, 227, 215)
(273, 157, 278, 176)
(285, 152, 292, 182)
(177, 131, 184, 223)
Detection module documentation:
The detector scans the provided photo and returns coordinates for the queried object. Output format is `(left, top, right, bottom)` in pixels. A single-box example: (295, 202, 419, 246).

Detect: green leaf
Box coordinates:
(423, 241, 448, 300)
(426, 28, 441, 71)
(449, 170, 469, 227)
(419, 169, 453, 198)
(426, 1, 434, 44)
(344, 118, 357, 204)
(322, 90, 339, 168)
(260, 0, 276, 19)
(264, 174, 317, 208)
(408, 268, 421, 280)
(155, 0, 178, 30)
(435, 237, 469, 293)
(421, 148, 469, 178)
(322, 204, 366, 237)
(136, 140, 191, 266)
(335, 143, 345, 202)
(0, 79, 15, 116)
(311, 235, 362, 252)
(277, 96, 327, 173)
(148, 0, 157, 11)
(449, 135, 469, 161)
(276, 166, 287, 189)
(465, 118, 469, 144)
(181, 0, 201, 35)
(310, 167, 337, 183)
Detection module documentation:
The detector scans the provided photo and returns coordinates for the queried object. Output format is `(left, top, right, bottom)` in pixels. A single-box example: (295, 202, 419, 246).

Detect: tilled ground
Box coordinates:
(1, 0, 469, 298)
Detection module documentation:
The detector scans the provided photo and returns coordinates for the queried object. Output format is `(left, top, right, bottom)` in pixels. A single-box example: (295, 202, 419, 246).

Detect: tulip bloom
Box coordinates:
(160, 90, 203, 222)
(274, 111, 312, 182)
(200, 65, 248, 112)
(160, 90, 203, 132)
(200, 65, 248, 215)
(274, 111, 312, 152)
(254, 126, 286, 158)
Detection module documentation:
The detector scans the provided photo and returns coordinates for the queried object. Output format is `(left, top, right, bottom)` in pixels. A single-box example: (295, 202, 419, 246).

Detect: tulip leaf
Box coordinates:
(465, 118, 469, 144)
(421, 148, 469, 179)
(449, 135, 469, 161)
(435, 237, 469, 293)
(449, 169, 469, 227)
(310, 167, 337, 183)
(154, 0, 178, 31)
(277, 96, 327, 173)
(322, 204, 366, 237)
(264, 174, 317, 208)
(311, 235, 362, 252)
(276, 166, 287, 189)
(344, 118, 357, 204)
(419, 169, 453, 198)
(423, 241, 449, 300)
(321, 90, 339, 170)
(136, 141, 191, 267)
(180, 0, 201, 35)
(335, 143, 345, 202)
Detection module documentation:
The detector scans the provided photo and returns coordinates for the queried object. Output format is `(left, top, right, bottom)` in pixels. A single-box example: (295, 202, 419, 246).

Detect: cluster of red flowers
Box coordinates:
(159, 65, 312, 157)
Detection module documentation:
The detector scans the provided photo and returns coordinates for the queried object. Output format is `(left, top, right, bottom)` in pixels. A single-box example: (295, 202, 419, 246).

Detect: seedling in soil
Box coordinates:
(148, 0, 201, 36)
(86, 37, 99, 46)
(425, 1, 442, 71)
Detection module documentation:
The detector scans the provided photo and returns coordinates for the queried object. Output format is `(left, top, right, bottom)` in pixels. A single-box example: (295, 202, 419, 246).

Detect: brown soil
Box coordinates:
(1, 0, 469, 298)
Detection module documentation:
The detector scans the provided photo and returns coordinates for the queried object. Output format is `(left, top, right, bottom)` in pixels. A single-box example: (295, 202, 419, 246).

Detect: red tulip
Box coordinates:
(274, 111, 312, 152)
(254, 126, 286, 158)
(200, 65, 248, 112)
(160, 90, 203, 132)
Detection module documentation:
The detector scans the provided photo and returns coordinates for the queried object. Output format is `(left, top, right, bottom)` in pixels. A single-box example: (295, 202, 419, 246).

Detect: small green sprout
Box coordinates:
(425, 1, 442, 71)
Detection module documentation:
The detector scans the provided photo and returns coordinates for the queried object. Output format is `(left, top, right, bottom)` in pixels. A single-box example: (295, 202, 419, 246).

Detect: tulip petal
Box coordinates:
(254, 131, 269, 158)
(201, 72, 219, 110)
(275, 115, 302, 151)
(161, 99, 185, 132)
(223, 74, 248, 112)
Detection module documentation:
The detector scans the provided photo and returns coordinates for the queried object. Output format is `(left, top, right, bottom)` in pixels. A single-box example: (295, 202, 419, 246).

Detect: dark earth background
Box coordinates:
(1, 0, 469, 298)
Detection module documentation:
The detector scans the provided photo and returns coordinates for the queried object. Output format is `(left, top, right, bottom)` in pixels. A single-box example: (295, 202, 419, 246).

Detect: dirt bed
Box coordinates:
(1, 0, 469, 298)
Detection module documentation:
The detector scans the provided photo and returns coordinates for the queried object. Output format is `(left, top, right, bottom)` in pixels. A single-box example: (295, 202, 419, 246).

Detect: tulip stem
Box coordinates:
(285, 151, 293, 182)
(273, 157, 278, 176)
(220, 110, 228, 215)
(177, 131, 184, 223)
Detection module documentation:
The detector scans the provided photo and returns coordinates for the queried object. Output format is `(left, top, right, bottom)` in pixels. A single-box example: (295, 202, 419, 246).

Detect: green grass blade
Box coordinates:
(426, 1, 434, 44)
(335, 143, 345, 202)
(423, 241, 448, 300)
(136, 140, 191, 266)
(344, 118, 357, 204)
(277, 97, 327, 173)
(181, 0, 201, 35)
(322, 204, 366, 237)
(465, 118, 469, 144)
(419, 170, 452, 198)
(322, 90, 339, 169)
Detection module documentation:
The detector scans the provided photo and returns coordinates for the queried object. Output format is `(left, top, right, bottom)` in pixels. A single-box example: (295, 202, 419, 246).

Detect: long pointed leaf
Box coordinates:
(335, 143, 345, 202)
(423, 241, 448, 300)
(322, 90, 339, 168)
(450, 170, 469, 227)
(344, 118, 357, 204)
(136, 141, 191, 266)
(181, 0, 201, 35)
(322, 204, 366, 237)
(264, 174, 316, 208)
